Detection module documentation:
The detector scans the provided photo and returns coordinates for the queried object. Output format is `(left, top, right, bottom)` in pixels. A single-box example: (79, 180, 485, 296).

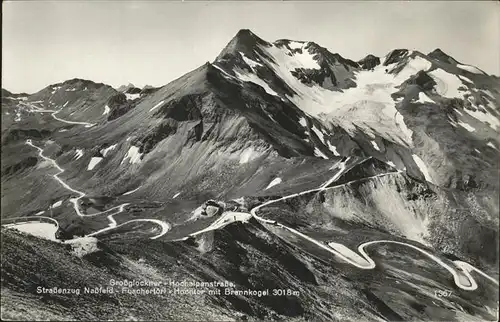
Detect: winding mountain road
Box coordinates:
(20, 102, 95, 127)
(2, 101, 170, 240)
(249, 168, 499, 291)
(23, 139, 169, 239)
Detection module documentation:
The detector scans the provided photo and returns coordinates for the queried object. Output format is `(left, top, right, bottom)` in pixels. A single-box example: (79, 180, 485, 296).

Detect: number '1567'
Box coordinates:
(435, 290, 452, 298)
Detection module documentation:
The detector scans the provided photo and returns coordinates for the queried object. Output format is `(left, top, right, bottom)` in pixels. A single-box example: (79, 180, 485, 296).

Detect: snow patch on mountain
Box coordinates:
(412, 154, 434, 184)
(429, 69, 466, 99)
(311, 125, 325, 143)
(213, 64, 234, 79)
(457, 64, 484, 74)
(239, 146, 262, 164)
(233, 69, 279, 97)
(51, 86, 62, 94)
(299, 117, 307, 127)
(292, 45, 321, 69)
(371, 141, 380, 151)
(458, 121, 475, 132)
(487, 142, 498, 150)
(458, 75, 473, 84)
(415, 92, 434, 104)
(125, 93, 141, 101)
(103, 105, 110, 115)
(314, 147, 329, 159)
(150, 100, 165, 112)
(74, 149, 84, 160)
(481, 89, 495, 100)
(172, 192, 181, 199)
(239, 52, 262, 68)
(462, 102, 500, 131)
(101, 144, 117, 157)
(87, 157, 103, 170)
(122, 146, 142, 164)
(266, 55, 432, 145)
(287, 41, 306, 50)
(122, 187, 141, 195)
(327, 141, 340, 156)
(265, 177, 282, 190)
(52, 200, 62, 208)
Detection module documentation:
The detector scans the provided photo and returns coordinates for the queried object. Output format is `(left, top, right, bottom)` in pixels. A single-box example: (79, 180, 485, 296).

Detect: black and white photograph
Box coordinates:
(1, 0, 499, 321)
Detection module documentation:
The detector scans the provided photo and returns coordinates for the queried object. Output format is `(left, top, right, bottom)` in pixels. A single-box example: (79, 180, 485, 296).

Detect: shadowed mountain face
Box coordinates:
(1, 29, 499, 321)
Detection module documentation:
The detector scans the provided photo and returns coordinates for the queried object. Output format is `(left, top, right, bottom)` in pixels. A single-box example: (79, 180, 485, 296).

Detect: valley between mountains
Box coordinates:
(1, 29, 499, 321)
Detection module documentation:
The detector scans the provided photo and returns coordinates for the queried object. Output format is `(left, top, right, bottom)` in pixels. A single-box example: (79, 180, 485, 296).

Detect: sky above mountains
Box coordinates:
(2, 1, 499, 93)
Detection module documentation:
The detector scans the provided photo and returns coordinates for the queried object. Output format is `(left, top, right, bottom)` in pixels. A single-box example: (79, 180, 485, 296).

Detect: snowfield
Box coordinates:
(265, 177, 282, 190)
(125, 93, 141, 100)
(74, 149, 84, 160)
(429, 68, 466, 99)
(87, 157, 103, 170)
(458, 121, 476, 132)
(457, 64, 484, 74)
(101, 144, 117, 157)
(150, 100, 165, 112)
(52, 200, 62, 208)
(259, 53, 432, 146)
(415, 92, 434, 104)
(311, 125, 325, 143)
(122, 187, 141, 195)
(327, 141, 340, 156)
(233, 68, 279, 97)
(122, 146, 143, 164)
(239, 146, 262, 164)
(314, 147, 329, 159)
(412, 154, 435, 184)
(458, 75, 473, 84)
(239, 52, 263, 68)
(487, 142, 498, 150)
(462, 103, 500, 131)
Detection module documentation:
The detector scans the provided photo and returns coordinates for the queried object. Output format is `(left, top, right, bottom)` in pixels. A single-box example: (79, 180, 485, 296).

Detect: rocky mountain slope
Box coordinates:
(1, 29, 499, 321)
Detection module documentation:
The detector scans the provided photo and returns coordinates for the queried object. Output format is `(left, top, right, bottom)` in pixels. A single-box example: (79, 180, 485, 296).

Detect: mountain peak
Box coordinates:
(358, 54, 381, 70)
(235, 29, 255, 37)
(117, 83, 136, 92)
(215, 29, 270, 61)
(383, 49, 410, 66)
(427, 48, 457, 64)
